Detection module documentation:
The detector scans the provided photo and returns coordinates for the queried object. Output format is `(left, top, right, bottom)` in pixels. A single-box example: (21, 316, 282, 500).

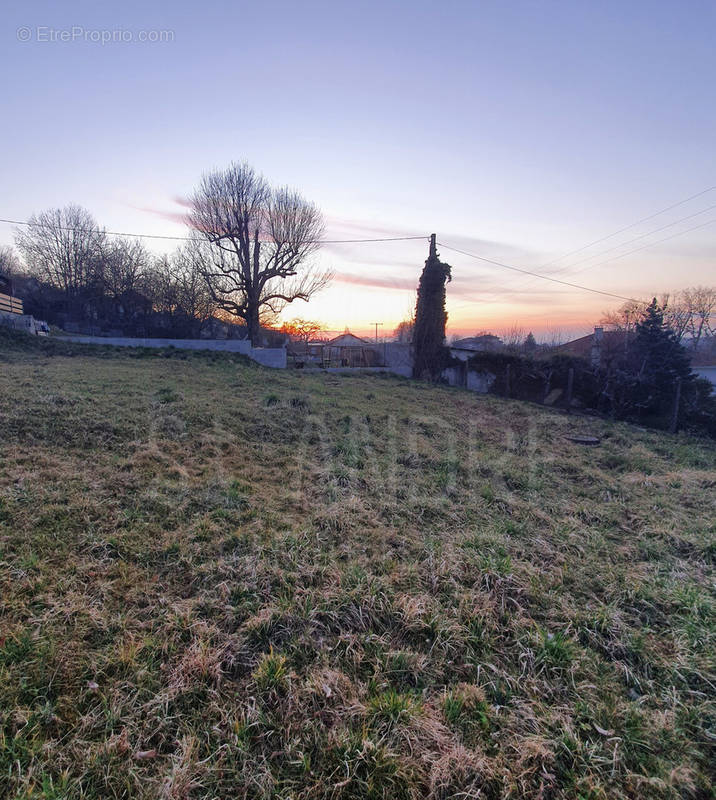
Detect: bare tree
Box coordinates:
(188, 162, 331, 344)
(145, 254, 178, 316)
(281, 318, 324, 343)
(660, 291, 691, 342)
(144, 246, 216, 336)
(600, 299, 646, 334)
(604, 289, 716, 350)
(393, 318, 414, 343)
(0, 246, 21, 277)
(501, 324, 526, 352)
(171, 244, 216, 335)
(683, 285, 716, 350)
(541, 328, 567, 351)
(99, 237, 150, 302)
(14, 206, 105, 311)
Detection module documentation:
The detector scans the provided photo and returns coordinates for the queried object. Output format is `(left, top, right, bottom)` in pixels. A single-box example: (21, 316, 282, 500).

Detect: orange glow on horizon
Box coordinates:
(280, 287, 606, 342)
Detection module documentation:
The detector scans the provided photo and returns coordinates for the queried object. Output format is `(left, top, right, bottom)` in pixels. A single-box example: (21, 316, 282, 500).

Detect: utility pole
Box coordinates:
(371, 322, 383, 343)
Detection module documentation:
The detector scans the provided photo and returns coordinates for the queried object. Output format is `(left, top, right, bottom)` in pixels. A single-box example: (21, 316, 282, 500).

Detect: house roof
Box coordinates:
(452, 334, 502, 351)
(558, 330, 630, 358)
(328, 332, 371, 347)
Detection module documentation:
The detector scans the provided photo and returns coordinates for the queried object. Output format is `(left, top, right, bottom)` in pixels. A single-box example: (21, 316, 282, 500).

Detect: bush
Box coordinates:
(465, 351, 601, 408)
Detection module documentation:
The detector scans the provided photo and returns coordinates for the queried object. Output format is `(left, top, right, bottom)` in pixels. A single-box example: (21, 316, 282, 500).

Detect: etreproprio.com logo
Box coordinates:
(17, 26, 175, 44)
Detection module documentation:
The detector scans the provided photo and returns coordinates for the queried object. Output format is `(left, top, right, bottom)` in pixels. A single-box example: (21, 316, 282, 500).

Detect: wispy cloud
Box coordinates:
(333, 271, 417, 291)
(131, 202, 190, 227)
(333, 269, 571, 301)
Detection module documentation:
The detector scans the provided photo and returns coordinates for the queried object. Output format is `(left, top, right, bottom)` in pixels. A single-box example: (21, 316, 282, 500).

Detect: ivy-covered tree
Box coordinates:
(412, 235, 451, 379)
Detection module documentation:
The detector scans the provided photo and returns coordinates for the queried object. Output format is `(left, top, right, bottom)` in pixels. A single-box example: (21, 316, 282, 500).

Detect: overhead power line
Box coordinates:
(445, 187, 716, 306)
(541, 184, 716, 268)
(0, 216, 426, 245)
(0, 217, 193, 241)
(559, 201, 716, 275)
(437, 241, 641, 303)
(581, 215, 716, 270)
(478, 184, 716, 302)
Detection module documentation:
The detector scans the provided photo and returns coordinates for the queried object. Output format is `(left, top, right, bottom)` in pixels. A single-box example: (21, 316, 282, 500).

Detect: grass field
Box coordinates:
(1, 333, 715, 799)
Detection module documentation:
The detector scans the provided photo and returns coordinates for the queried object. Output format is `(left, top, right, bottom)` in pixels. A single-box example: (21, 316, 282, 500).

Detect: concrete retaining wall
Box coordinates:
(0, 311, 49, 336)
(55, 335, 287, 368)
(382, 342, 413, 377)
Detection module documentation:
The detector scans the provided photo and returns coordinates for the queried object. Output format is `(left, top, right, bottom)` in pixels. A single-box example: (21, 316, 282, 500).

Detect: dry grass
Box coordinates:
(0, 332, 714, 798)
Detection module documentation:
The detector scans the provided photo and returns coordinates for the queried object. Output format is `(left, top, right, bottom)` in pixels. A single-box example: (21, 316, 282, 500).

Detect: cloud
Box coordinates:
(332, 268, 573, 302)
(323, 215, 422, 240)
(333, 271, 417, 291)
(132, 203, 190, 227)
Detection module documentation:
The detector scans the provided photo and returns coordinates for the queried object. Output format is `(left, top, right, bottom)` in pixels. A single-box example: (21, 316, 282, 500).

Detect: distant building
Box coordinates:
(329, 332, 372, 348)
(289, 330, 382, 367)
(452, 334, 503, 352)
(449, 333, 503, 363)
(558, 327, 630, 368)
(326, 331, 381, 367)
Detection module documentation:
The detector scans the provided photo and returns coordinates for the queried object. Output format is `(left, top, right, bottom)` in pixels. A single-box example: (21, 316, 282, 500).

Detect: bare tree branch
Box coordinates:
(187, 162, 331, 343)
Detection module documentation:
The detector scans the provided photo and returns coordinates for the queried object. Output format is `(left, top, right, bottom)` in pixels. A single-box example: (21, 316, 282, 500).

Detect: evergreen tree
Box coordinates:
(627, 298, 695, 422)
(523, 332, 537, 353)
(412, 235, 452, 379)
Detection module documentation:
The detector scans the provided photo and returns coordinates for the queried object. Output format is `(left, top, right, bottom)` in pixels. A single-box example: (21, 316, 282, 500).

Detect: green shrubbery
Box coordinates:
(466, 300, 716, 436)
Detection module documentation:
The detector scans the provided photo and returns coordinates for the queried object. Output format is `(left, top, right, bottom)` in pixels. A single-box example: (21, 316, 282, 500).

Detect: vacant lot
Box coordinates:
(1, 335, 714, 799)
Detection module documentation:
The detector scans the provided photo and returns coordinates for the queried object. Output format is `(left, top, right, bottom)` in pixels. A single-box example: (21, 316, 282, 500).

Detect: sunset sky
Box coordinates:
(2, 0, 714, 339)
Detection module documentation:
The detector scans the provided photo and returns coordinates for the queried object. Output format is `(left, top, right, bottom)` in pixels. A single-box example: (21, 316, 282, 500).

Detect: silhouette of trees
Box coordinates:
(188, 161, 331, 344)
(682, 286, 716, 350)
(393, 319, 414, 343)
(281, 318, 324, 343)
(99, 237, 150, 304)
(15, 206, 105, 312)
(148, 246, 216, 336)
(0, 246, 20, 278)
(601, 299, 644, 335)
(605, 298, 702, 427)
(602, 288, 716, 350)
(12, 208, 219, 336)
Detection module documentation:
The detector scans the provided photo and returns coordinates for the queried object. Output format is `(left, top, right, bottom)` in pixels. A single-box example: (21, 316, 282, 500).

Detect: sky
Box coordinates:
(1, 0, 715, 339)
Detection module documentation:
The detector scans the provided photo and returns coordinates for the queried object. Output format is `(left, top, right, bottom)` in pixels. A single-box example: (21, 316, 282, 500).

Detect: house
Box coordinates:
(326, 332, 382, 367)
(452, 334, 503, 352)
(558, 327, 630, 368)
(329, 332, 372, 348)
(289, 330, 382, 368)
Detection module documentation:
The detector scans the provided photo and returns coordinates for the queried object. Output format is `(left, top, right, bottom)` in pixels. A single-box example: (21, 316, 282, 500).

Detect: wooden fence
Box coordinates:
(0, 292, 23, 315)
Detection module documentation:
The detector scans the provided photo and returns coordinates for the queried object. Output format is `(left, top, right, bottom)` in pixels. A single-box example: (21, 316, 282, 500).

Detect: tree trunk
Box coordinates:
(247, 300, 261, 346)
